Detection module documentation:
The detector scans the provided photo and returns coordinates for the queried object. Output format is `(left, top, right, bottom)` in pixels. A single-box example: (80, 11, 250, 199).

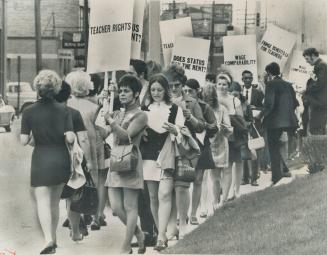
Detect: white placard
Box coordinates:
(87, 0, 134, 73)
(160, 17, 193, 67)
(171, 36, 210, 86)
(257, 24, 296, 76)
(131, 0, 145, 59)
(288, 50, 313, 91)
(223, 34, 258, 84)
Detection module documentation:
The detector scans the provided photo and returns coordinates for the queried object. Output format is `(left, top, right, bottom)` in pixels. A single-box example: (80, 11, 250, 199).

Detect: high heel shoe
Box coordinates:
(153, 239, 168, 251)
(135, 229, 146, 254)
(40, 242, 56, 254)
(167, 230, 179, 240)
(70, 231, 84, 242)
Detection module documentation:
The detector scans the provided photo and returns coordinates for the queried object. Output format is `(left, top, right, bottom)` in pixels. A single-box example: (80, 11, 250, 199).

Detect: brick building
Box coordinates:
(6, 0, 84, 85)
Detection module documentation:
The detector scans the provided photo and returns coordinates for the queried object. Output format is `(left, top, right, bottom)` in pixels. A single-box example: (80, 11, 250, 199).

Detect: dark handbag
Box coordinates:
(104, 142, 111, 159)
(174, 157, 196, 182)
(240, 144, 252, 160)
(110, 143, 139, 173)
(70, 170, 98, 215)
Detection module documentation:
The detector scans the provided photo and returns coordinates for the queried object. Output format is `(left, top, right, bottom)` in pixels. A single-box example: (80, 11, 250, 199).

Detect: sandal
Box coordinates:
(190, 216, 199, 225)
(40, 242, 56, 254)
(154, 239, 168, 251)
(90, 219, 101, 231)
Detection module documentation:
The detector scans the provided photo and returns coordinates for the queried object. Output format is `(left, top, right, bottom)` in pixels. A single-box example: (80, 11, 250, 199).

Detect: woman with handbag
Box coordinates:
(216, 74, 245, 201)
(162, 64, 205, 243)
(104, 74, 148, 254)
(21, 70, 75, 254)
(139, 73, 185, 251)
(202, 84, 233, 210)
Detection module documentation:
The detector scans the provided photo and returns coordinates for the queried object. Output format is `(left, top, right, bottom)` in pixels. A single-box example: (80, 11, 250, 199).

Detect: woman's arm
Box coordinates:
(110, 112, 148, 143)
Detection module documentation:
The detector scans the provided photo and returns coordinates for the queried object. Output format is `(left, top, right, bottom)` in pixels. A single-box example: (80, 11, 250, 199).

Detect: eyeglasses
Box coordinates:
(182, 88, 196, 94)
(169, 82, 181, 88)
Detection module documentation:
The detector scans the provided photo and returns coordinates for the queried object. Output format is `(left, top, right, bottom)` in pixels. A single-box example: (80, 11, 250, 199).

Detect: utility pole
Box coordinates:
(83, 0, 89, 69)
(173, 0, 176, 19)
(35, 0, 42, 74)
(0, 0, 7, 98)
(244, 0, 248, 35)
(210, 1, 215, 73)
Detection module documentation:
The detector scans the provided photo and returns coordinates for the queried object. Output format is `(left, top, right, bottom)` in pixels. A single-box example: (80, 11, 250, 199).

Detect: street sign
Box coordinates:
(62, 31, 85, 49)
(58, 49, 74, 60)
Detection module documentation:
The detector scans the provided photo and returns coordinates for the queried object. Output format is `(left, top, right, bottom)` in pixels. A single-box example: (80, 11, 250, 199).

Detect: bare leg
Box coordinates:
(233, 162, 243, 198)
(66, 199, 81, 240)
(147, 180, 159, 229)
(34, 187, 53, 245)
(221, 167, 232, 203)
(50, 184, 65, 244)
(175, 186, 190, 238)
(94, 169, 109, 222)
(157, 178, 174, 242)
(122, 188, 140, 253)
(190, 169, 205, 219)
(34, 184, 64, 246)
(200, 170, 209, 216)
(167, 190, 178, 238)
(210, 168, 222, 208)
(108, 187, 126, 224)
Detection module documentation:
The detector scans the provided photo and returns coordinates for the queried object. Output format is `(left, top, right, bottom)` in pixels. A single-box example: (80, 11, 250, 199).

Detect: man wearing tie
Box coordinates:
(241, 70, 264, 186)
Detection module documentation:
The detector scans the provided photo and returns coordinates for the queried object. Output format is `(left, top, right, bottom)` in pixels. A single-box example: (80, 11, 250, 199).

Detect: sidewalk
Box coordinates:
(52, 162, 308, 255)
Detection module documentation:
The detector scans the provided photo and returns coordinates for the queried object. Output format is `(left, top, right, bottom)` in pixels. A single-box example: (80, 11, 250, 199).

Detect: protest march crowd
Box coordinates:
(18, 46, 327, 254)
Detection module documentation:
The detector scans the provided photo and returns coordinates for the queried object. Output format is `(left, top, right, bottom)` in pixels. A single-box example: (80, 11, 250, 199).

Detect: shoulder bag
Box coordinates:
(248, 124, 265, 150)
(109, 111, 139, 173)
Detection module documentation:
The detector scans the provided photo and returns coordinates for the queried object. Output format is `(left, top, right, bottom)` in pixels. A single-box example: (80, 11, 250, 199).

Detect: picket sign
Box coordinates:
(171, 36, 210, 87)
(257, 24, 296, 76)
(159, 17, 193, 67)
(131, 0, 146, 59)
(223, 34, 258, 84)
(87, 0, 134, 73)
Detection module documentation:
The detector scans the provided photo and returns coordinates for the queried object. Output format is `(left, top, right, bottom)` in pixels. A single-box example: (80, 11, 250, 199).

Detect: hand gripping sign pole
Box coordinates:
(109, 71, 116, 113)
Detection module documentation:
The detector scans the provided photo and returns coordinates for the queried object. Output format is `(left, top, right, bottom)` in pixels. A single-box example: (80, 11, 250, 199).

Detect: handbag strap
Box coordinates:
(115, 109, 133, 145)
(251, 123, 261, 138)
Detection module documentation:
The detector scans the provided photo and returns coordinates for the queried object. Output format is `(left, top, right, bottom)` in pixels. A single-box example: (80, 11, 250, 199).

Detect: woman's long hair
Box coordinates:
(148, 73, 171, 104)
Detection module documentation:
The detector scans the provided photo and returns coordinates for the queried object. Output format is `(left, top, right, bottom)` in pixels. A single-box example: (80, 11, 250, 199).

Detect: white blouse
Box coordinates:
(146, 102, 185, 133)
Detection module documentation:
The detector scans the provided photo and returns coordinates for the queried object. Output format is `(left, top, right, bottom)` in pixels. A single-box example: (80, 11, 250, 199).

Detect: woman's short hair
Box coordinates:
(33, 69, 62, 99)
(202, 84, 219, 109)
(163, 63, 187, 85)
(205, 73, 216, 83)
(54, 80, 71, 103)
(118, 74, 142, 96)
(65, 70, 93, 97)
(217, 73, 232, 86)
(148, 73, 171, 104)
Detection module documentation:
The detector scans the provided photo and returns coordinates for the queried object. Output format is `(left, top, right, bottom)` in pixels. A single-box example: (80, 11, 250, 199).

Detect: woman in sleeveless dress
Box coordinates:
(104, 74, 148, 254)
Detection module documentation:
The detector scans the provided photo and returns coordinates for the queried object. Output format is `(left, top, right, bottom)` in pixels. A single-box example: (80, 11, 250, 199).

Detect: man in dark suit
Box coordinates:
(241, 70, 264, 186)
(302, 48, 327, 135)
(260, 63, 299, 184)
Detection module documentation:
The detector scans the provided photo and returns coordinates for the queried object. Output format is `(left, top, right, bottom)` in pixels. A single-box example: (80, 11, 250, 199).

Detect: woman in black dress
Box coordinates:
(21, 70, 75, 254)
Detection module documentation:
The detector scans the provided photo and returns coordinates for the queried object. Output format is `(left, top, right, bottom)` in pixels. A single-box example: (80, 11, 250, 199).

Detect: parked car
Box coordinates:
(0, 104, 15, 132)
(6, 82, 37, 113)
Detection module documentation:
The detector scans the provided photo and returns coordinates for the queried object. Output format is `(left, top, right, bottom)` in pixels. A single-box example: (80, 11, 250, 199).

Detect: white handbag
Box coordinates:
(248, 125, 265, 150)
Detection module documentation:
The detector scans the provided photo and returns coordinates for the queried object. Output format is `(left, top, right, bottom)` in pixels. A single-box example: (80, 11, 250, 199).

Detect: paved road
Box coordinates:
(0, 119, 306, 255)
